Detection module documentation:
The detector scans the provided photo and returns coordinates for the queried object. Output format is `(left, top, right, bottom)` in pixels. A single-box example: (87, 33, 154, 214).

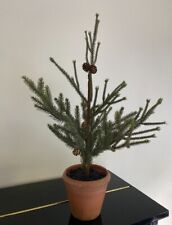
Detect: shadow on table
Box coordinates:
(68, 214, 103, 225)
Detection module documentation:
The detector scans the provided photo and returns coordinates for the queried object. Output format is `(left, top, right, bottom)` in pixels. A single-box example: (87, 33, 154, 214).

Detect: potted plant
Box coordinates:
(22, 14, 165, 221)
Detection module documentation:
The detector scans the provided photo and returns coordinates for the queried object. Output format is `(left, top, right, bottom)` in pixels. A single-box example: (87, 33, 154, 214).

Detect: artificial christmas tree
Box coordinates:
(22, 14, 165, 221)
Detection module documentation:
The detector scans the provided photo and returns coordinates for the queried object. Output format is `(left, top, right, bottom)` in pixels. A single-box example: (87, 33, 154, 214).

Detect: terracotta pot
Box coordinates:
(62, 164, 111, 221)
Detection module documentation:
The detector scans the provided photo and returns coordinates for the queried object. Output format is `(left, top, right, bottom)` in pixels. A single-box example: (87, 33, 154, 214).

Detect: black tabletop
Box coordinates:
(0, 171, 169, 225)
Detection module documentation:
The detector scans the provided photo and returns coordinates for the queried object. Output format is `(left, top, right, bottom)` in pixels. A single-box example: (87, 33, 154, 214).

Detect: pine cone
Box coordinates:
(72, 148, 81, 156)
(89, 65, 97, 74)
(81, 121, 88, 129)
(82, 62, 90, 72)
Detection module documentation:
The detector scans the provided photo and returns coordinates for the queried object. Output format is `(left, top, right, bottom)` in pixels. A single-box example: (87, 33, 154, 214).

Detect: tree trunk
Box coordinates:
(81, 153, 92, 177)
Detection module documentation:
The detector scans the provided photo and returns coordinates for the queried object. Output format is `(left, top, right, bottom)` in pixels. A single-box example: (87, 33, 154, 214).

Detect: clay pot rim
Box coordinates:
(63, 164, 111, 188)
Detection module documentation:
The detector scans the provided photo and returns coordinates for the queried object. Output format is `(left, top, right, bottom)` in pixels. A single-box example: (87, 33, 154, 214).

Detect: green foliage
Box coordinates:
(22, 14, 165, 174)
(22, 74, 165, 154)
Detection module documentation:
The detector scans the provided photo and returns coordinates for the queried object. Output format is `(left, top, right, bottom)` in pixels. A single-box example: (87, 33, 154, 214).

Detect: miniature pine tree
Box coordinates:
(22, 14, 165, 177)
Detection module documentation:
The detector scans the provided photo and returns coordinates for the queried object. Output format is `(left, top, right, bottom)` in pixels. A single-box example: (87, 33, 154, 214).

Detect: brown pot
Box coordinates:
(62, 164, 111, 221)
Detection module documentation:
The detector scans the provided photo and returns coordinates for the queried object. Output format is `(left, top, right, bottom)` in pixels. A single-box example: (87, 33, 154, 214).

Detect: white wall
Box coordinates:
(0, 0, 171, 224)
